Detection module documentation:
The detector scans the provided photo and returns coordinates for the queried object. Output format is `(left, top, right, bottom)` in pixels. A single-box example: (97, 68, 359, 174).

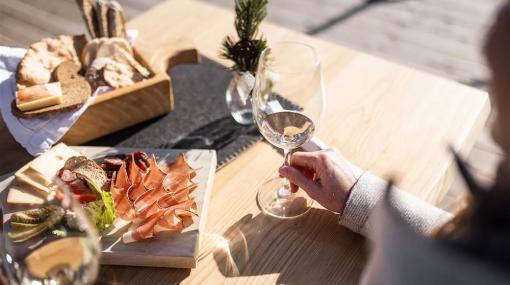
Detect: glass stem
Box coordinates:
(278, 148, 293, 198)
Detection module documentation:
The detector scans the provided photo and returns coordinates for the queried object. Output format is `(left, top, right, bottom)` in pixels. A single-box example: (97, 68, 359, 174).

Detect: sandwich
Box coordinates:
(57, 156, 116, 231)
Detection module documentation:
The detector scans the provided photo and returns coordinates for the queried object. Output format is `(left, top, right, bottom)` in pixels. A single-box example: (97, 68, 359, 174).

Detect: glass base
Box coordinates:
(231, 109, 253, 125)
(256, 177, 314, 219)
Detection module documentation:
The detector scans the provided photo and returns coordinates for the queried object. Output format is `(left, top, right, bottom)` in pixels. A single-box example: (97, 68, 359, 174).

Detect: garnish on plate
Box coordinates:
(57, 156, 116, 231)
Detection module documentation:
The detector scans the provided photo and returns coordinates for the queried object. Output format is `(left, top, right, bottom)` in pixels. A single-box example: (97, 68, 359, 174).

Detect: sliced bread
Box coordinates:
(54, 60, 82, 82)
(95, 0, 110, 38)
(13, 61, 91, 117)
(63, 156, 108, 190)
(75, 0, 99, 39)
(107, 1, 126, 38)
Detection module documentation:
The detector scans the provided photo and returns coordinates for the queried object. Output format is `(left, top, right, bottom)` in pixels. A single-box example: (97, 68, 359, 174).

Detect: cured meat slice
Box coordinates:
(126, 180, 146, 203)
(123, 200, 197, 243)
(132, 188, 157, 213)
(111, 186, 135, 220)
(122, 209, 165, 243)
(133, 198, 160, 223)
(157, 185, 195, 208)
(162, 172, 195, 194)
(127, 153, 143, 185)
(154, 203, 197, 234)
(159, 153, 196, 179)
(110, 165, 136, 220)
(143, 155, 166, 191)
(105, 151, 198, 243)
(113, 161, 130, 189)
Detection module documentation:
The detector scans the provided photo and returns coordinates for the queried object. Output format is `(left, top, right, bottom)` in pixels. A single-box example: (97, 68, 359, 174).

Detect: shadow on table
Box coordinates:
(207, 209, 367, 285)
(307, 0, 409, 35)
(89, 56, 261, 170)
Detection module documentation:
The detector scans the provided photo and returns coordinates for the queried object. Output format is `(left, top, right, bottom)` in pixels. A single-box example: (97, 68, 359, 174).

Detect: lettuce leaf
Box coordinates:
(83, 179, 116, 232)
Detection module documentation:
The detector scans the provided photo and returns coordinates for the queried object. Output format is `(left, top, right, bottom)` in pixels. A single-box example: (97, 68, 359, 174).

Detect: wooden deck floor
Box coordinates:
(0, 0, 505, 211)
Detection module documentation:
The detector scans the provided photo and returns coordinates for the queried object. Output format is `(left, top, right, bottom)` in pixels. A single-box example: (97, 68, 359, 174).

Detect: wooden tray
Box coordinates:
(0, 146, 217, 269)
(60, 41, 200, 145)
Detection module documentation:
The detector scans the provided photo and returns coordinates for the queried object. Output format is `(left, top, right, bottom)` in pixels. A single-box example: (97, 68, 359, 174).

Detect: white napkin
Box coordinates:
(0, 30, 138, 156)
(0, 47, 102, 156)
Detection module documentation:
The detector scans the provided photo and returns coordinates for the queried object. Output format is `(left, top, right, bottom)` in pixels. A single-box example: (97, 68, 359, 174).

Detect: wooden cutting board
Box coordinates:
(0, 147, 217, 269)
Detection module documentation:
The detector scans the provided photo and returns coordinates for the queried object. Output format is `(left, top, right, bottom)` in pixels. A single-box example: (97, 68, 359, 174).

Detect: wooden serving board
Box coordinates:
(60, 41, 200, 145)
(0, 146, 217, 269)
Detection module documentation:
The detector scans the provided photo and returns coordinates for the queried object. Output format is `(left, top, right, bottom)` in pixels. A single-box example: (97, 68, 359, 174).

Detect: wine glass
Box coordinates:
(0, 177, 100, 285)
(252, 41, 325, 219)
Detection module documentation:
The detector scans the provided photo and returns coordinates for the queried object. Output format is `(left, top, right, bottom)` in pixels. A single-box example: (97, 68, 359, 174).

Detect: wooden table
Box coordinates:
(1, 0, 490, 284)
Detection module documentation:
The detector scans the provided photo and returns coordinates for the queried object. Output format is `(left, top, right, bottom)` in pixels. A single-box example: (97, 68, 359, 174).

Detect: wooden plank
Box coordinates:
(1, 0, 85, 36)
(0, 11, 54, 47)
(0, 34, 23, 48)
(17, 0, 88, 22)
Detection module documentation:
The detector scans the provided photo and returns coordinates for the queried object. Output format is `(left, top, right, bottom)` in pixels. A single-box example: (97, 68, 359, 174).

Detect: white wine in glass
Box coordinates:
(253, 41, 325, 219)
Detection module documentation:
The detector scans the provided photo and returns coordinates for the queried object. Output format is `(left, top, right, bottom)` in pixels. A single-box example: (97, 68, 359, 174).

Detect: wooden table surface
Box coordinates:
(0, 0, 490, 284)
(96, 1, 491, 284)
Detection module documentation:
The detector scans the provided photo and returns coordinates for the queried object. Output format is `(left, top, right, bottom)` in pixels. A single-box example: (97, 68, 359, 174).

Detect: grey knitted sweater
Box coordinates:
(339, 171, 452, 236)
(338, 172, 510, 285)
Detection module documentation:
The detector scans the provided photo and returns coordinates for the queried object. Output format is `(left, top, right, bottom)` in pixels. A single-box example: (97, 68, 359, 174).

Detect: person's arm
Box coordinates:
(279, 149, 453, 238)
(339, 171, 452, 237)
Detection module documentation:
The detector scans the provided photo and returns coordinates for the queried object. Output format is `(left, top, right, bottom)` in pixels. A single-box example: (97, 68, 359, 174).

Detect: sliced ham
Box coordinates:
(159, 153, 196, 179)
(110, 165, 136, 221)
(107, 151, 198, 243)
(143, 155, 166, 191)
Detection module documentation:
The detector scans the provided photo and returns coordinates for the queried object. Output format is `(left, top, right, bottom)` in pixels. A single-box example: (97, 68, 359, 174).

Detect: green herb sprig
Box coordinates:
(221, 0, 268, 73)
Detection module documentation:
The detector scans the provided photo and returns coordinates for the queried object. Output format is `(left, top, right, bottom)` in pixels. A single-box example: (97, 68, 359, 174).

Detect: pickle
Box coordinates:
(10, 205, 60, 224)
(9, 206, 65, 243)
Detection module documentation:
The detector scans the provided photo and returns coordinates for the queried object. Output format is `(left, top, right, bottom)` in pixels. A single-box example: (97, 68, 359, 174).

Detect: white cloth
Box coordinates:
(0, 30, 138, 156)
(0, 46, 102, 155)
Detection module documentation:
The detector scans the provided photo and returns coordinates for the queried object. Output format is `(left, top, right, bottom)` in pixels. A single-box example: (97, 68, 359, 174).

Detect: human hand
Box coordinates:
(279, 149, 362, 214)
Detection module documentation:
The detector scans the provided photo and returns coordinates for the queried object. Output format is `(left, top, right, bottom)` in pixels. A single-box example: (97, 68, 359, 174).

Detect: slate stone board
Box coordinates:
(89, 57, 262, 170)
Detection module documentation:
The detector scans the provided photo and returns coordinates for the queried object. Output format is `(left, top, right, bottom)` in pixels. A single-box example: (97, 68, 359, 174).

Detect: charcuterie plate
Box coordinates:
(0, 146, 216, 269)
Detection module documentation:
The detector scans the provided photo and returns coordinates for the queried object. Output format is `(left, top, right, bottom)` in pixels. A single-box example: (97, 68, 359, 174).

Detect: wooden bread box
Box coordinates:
(60, 40, 200, 145)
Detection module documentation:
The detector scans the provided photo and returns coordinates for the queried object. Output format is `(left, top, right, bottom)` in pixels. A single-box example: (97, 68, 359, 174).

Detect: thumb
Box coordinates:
(279, 166, 320, 198)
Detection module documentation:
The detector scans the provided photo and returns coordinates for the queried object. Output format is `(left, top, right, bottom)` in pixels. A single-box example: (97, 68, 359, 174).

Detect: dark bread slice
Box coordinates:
(54, 60, 81, 82)
(63, 156, 108, 190)
(12, 74, 91, 118)
(72, 35, 88, 66)
(76, 0, 99, 39)
(107, 1, 126, 38)
(95, 0, 110, 38)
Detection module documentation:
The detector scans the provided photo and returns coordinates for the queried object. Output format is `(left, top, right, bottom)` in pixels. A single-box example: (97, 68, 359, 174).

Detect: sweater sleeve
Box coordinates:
(338, 171, 453, 237)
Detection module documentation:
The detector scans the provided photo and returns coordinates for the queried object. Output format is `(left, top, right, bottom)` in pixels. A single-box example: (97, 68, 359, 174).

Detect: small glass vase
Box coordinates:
(226, 71, 255, 125)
